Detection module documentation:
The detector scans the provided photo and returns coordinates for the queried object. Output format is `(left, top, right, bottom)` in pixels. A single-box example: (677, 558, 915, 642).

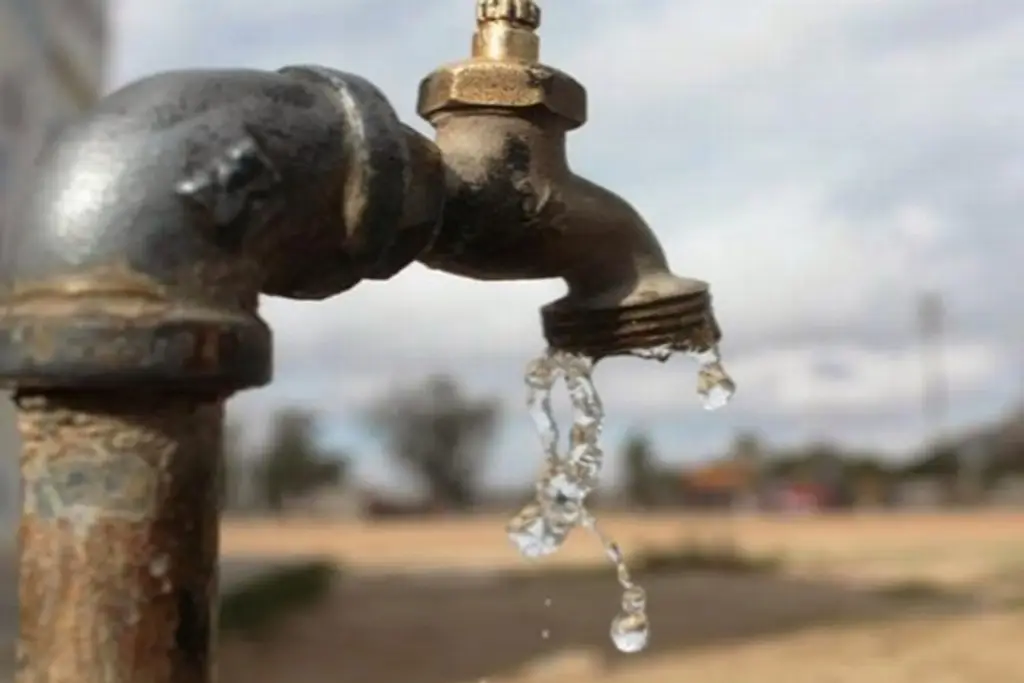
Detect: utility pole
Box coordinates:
(918, 291, 946, 443)
(918, 292, 951, 502)
(918, 291, 977, 504)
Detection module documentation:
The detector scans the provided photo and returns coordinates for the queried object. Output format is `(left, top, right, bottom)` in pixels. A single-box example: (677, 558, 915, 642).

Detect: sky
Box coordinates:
(105, 0, 1023, 491)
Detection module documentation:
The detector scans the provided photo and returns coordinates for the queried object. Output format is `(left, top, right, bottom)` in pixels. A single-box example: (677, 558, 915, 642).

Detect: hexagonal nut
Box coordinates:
(417, 60, 587, 128)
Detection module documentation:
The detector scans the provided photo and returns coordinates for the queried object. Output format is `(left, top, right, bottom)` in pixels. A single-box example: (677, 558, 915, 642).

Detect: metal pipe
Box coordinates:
(416, 0, 722, 358)
(16, 392, 222, 683)
(0, 2, 729, 680)
(0, 66, 444, 683)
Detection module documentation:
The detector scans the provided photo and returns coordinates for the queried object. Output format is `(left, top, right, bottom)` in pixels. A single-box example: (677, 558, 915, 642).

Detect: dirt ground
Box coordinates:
(217, 513, 1024, 683)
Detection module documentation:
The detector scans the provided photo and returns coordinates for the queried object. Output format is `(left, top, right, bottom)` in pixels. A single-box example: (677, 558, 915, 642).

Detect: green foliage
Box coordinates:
(255, 408, 349, 511)
(900, 442, 959, 478)
(367, 375, 499, 510)
(218, 561, 336, 638)
(500, 539, 781, 585)
(634, 539, 782, 575)
(766, 445, 895, 483)
(623, 431, 658, 507)
(870, 579, 956, 602)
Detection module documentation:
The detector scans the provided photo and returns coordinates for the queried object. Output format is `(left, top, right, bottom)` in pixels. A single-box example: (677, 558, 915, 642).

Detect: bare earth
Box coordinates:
(217, 513, 1024, 683)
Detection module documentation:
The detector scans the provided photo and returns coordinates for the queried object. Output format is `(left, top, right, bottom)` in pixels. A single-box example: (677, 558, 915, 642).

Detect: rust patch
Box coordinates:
(23, 449, 158, 525)
(16, 394, 223, 683)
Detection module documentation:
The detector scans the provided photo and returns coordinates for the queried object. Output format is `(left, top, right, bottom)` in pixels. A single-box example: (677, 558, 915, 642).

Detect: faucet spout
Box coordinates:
(415, 0, 720, 358)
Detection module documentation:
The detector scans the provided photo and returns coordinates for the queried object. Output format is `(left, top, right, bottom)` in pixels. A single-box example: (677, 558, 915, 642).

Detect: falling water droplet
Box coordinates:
(586, 518, 651, 653)
(506, 501, 569, 558)
(515, 348, 650, 651)
(631, 344, 673, 362)
(692, 346, 735, 410)
(510, 351, 604, 560)
(611, 586, 649, 652)
(525, 357, 562, 459)
(514, 341, 734, 652)
(610, 611, 650, 653)
(620, 585, 646, 613)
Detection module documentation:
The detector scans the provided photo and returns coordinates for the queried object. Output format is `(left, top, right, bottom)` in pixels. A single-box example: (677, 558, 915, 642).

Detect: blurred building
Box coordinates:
(0, 0, 109, 519)
(679, 459, 755, 509)
(285, 485, 366, 520)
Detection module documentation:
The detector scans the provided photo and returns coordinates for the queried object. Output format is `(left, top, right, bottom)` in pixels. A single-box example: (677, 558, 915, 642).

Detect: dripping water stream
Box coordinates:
(506, 345, 735, 652)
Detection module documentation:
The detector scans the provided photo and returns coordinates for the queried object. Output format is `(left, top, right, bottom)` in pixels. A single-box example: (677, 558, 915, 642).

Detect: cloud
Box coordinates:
(105, 0, 1024, 483)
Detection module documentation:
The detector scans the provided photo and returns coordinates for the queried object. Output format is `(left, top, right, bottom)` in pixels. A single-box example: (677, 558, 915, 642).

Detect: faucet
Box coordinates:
(0, 2, 722, 682)
(416, 0, 720, 357)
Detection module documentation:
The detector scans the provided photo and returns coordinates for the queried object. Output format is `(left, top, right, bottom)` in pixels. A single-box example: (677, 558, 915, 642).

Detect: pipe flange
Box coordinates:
(0, 297, 270, 392)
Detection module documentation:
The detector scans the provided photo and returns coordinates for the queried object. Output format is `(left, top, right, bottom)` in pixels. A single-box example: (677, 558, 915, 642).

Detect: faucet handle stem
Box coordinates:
(476, 0, 541, 29)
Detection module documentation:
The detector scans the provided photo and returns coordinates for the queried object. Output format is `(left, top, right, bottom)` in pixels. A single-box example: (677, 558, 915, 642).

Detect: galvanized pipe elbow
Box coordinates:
(0, 66, 444, 392)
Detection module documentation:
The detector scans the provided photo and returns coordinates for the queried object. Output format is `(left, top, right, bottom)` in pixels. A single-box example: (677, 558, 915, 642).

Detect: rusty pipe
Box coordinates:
(416, 0, 721, 358)
(0, 66, 444, 391)
(0, 65, 445, 683)
(16, 392, 222, 683)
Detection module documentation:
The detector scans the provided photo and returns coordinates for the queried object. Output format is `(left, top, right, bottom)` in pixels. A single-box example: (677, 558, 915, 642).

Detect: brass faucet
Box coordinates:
(417, 0, 720, 357)
(0, 3, 723, 682)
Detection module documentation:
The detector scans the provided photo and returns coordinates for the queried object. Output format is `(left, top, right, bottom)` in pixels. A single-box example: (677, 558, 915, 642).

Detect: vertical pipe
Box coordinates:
(15, 392, 223, 683)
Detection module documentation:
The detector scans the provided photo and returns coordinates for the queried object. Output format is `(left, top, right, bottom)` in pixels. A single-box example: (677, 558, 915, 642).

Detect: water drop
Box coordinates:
(692, 346, 735, 410)
(506, 501, 570, 558)
(621, 586, 646, 613)
(541, 628, 550, 639)
(698, 370, 735, 410)
(516, 343, 738, 653)
(525, 357, 562, 458)
(510, 350, 609, 561)
(631, 344, 673, 362)
(610, 611, 650, 653)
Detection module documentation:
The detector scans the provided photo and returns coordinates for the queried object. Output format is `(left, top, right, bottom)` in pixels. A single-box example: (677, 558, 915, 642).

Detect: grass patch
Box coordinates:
(1003, 595, 1024, 610)
(219, 561, 337, 638)
(500, 538, 782, 585)
(870, 579, 957, 602)
(635, 538, 782, 575)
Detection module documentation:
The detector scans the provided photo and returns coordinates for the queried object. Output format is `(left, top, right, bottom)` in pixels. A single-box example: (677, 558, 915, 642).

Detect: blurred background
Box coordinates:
(1, 1, 1022, 681)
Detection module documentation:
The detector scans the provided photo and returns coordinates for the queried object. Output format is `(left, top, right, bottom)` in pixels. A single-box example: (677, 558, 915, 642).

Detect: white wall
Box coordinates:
(0, 0, 108, 526)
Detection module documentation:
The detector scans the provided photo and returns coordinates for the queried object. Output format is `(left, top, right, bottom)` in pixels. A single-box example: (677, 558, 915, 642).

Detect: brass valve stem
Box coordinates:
(472, 0, 541, 62)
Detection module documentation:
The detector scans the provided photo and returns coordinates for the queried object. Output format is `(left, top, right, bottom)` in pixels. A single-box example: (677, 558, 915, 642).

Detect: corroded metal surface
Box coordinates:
(0, 3, 730, 681)
(0, 51, 445, 683)
(416, 1, 722, 358)
(0, 66, 445, 391)
(16, 393, 222, 683)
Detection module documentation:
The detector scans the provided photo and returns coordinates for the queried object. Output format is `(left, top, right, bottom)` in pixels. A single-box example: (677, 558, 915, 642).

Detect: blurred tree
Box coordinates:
(902, 441, 959, 479)
(843, 455, 893, 507)
(255, 408, 349, 511)
(623, 431, 658, 508)
(367, 375, 499, 510)
(805, 442, 845, 488)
